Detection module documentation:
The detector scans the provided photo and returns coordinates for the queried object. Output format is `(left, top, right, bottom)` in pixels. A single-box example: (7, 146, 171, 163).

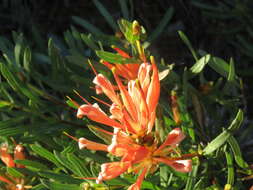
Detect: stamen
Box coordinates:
(88, 125, 114, 136)
(63, 132, 79, 142)
(111, 45, 130, 58)
(91, 96, 111, 107)
(88, 59, 98, 75)
(73, 90, 91, 105)
(66, 96, 80, 108)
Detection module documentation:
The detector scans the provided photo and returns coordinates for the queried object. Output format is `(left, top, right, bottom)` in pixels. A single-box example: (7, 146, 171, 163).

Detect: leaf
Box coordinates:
(159, 68, 171, 81)
(23, 47, 32, 72)
(14, 34, 23, 66)
(148, 7, 174, 42)
(41, 180, 81, 190)
(119, 0, 129, 19)
(7, 167, 24, 178)
(118, 19, 141, 44)
(87, 125, 112, 144)
(15, 159, 49, 171)
(208, 57, 230, 78)
(225, 150, 234, 186)
(30, 145, 60, 167)
(66, 153, 91, 177)
(227, 136, 248, 168)
(38, 171, 83, 184)
(81, 34, 99, 50)
(190, 54, 211, 74)
(203, 109, 243, 155)
(178, 31, 198, 61)
(227, 109, 243, 132)
(93, 0, 118, 31)
(96, 50, 139, 64)
(228, 58, 235, 82)
(185, 157, 199, 190)
(72, 16, 103, 35)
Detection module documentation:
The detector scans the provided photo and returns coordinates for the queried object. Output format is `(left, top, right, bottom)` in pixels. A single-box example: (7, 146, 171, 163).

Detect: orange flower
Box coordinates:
(75, 55, 192, 189)
(0, 144, 27, 190)
(100, 46, 140, 80)
(78, 56, 160, 138)
(78, 128, 192, 190)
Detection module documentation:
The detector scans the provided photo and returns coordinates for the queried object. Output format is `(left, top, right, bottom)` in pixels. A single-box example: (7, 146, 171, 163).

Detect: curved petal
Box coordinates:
(93, 74, 121, 105)
(77, 104, 124, 129)
(156, 128, 185, 153)
(96, 161, 131, 183)
(127, 167, 148, 190)
(154, 158, 192, 173)
(0, 145, 15, 167)
(79, 138, 108, 152)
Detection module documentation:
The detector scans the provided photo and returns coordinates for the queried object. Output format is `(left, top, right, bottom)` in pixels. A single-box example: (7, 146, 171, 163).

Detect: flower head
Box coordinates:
(74, 55, 192, 189)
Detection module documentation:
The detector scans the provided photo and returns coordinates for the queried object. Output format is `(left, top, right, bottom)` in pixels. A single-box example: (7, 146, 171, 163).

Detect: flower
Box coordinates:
(75, 56, 192, 189)
(100, 46, 140, 80)
(78, 56, 160, 138)
(78, 128, 192, 190)
(0, 144, 28, 190)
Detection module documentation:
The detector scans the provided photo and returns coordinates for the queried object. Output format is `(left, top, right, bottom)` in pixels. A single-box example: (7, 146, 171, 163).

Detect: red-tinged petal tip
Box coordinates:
(78, 138, 108, 152)
(96, 161, 131, 183)
(155, 158, 192, 173)
(169, 160, 192, 173)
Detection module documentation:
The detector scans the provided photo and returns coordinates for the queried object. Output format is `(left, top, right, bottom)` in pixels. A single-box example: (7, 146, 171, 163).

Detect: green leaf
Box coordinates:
(96, 50, 139, 64)
(203, 109, 243, 155)
(14, 34, 23, 66)
(208, 57, 230, 78)
(30, 145, 60, 167)
(118, 19, 141, 44)
(66, 153, 91, 177)
(7, 167, 24, 178)
(185, 157, 199, 190)
(228, 58, 235, 82)
(225, 150, 234, 186)
(227, 136, 248, 168)
(15, 159, 49, 171)
(148, 7, 174, 42)
(227, 109, 243, 132)
(93, 0, 118, 31)
(39, 171, 83, 184)
(119, 0, 129, 19)
(178, 31, 198, 61)
(41, 180, 81, 190)
(81, 34, 99, 50)
(23, 47, 32, 72)
(72, 16, 103, 35)
(87, 125, 112, 144)
(190, 54, 211, 74)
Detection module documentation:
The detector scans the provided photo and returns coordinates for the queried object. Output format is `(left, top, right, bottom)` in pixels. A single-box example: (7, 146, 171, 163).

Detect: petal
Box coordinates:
(155, 158, 192, 173)
(79, 138, 108, 152)
(156, 128, 185, 153)
(0, 176, 13, 185)
(14, 144, 25, 168)
(146, 58, 160, 132)
(112, 68, 138, 122)
(127, 167, 148, 190)
(93, 74, 121, 105)
(96, 161, 131, 183)
(0, 145, 15, 168)
(77, 104, 124, 129)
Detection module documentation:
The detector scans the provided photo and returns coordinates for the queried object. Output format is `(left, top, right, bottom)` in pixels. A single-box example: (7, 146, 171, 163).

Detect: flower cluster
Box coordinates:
(75, 48, 192, 189)
(0, 144, 29, 190)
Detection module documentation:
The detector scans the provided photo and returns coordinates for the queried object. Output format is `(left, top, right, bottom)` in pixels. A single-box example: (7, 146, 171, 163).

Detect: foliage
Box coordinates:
(0, 0, 252, 189)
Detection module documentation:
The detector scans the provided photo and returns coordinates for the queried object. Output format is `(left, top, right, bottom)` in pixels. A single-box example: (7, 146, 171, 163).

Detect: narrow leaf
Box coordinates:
(178, 31, 198, 61)
(93, 0, 118, 30)
(148, 7, 174, 42)
(190, 54, 211, 74)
